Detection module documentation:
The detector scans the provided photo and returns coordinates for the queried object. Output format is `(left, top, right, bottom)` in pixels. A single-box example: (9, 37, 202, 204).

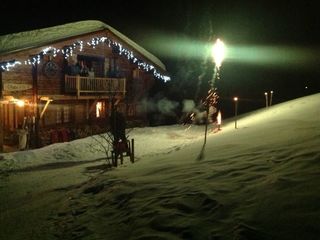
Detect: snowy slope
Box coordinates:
(77, 93, 319, 240)
(0, 93, 319, 240)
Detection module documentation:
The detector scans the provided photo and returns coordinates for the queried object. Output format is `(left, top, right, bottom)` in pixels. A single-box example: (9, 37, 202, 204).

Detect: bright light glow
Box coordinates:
(217, 111, 222, 125)
(96, 102, 102, 118)
(234, 97, 238, 101)
(265, 92, 268, 96)
(226, 45, 316, 69)
(16, 100, 25, 107)
(212, 39, 226, 68)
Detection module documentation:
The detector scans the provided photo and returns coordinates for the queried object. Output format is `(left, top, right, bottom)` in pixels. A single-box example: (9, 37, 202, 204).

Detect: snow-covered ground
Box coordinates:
(0, 123, 205, 172)
(0, 93, 319, 240)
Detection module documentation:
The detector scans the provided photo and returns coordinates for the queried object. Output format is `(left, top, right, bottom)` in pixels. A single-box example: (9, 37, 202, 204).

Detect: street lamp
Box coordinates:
(270, 90, 273, 106)
(198, 38, 226, 160)
(233, 97, 238, 129)
(264, 92, 268, 108)
(211, 39, 226, 88)
(212, 38, 226, 69)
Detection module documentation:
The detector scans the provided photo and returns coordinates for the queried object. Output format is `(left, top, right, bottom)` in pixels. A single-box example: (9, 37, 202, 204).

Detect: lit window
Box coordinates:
(96, 101, 102, 118)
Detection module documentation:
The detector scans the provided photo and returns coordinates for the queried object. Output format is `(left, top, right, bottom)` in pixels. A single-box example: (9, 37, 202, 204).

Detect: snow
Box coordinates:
(0, 93, 320, 240)
(0, 124, 203, 172)
(0, 20, 166, 71)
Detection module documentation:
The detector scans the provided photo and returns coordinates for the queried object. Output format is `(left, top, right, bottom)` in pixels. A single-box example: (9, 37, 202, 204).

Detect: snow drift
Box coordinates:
(0, 93, 319, 240)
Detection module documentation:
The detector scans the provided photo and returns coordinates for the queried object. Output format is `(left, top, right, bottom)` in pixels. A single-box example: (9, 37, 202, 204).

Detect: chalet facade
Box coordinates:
(0, 20, 170, 152)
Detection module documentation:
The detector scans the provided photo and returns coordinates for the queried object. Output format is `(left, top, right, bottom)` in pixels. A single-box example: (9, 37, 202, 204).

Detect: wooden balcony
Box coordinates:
(65, 75, 126, 98)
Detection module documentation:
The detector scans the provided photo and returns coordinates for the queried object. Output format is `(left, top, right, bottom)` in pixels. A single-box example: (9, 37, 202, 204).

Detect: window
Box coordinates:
(56, 105, 71, 124)
(108, 58, 118, 77)
(63, 105, 70, 123)
(96, 101, 105, 118)
(77, 55, 105, 77)
(56, 106, 62, 124)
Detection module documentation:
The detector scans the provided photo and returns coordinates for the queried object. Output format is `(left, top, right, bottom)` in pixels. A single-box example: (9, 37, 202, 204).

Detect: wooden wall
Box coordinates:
(0, 29, 157, 99)
(1, 51, 34, 100)
(0, 28, 160, 138)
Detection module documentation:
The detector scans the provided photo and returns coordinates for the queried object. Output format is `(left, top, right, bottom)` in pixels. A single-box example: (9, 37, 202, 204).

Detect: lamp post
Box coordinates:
(198, 38, 225, 160)
(233, 97, 238, 129)
(212, 39, 225, 69)
(264, 92, 268, 108)
(269, 90, 273, 106)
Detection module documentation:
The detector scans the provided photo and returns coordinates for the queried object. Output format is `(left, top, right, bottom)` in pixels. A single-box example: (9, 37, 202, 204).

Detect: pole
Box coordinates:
(0, 102, 3, 153)
(204, 105, 209, 145)
(270, 90, 273, 106)
(0, 71, 3, 152)
(197, 38, 225, 160)
(264, 92, 268, 108)
(131, 138, 134, 163)
(234, 97, 238, 129)
(32, 63, 40, 148)
(197, 78, 214, 160)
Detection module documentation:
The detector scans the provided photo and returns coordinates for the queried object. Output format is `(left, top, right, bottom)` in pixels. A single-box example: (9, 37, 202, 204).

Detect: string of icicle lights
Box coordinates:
(0, 36, 170, 82)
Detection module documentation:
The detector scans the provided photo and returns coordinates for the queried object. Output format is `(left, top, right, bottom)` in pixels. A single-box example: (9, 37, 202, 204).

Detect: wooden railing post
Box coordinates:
(123, 78, 126, 95)
(0, 71, 3, 152)
(130, 138, 134, 163)
(32, 62, 40, 148)
(0, 101, 3, 153)
(76, 75, 80, 97)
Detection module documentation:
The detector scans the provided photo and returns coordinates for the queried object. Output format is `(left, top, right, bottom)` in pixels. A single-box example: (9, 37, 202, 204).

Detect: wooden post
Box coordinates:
(76, 75, 80, 98)
(0, 102, 3, 153)
(39, 99, 53, 119)
(86, 99, 89, 120)
(0, 71, 3, 152)
(123, 78, 126, 96)
(130, 138, 134, 163)
(0, 70, 3, 100)
(32, 63, 40, 148)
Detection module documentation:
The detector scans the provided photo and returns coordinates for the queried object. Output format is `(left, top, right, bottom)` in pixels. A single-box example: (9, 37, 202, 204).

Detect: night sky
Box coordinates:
(1, 0, 320, 117)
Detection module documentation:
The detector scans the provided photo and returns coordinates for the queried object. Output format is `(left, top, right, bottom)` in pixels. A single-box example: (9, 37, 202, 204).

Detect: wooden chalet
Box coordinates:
(0, 20, 170, 152)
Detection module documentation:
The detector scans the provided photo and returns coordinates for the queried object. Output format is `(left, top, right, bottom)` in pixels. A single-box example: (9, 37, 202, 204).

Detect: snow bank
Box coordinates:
(1, 93, 320, 240)
(0, 124, 205, 172)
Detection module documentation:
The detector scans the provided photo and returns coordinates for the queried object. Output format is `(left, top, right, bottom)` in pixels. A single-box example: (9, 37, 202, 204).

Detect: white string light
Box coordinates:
(0, 36, 170, 81)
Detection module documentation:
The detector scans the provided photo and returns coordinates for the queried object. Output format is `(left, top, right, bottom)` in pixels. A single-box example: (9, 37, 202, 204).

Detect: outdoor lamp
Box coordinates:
(212, 38, 226, 69)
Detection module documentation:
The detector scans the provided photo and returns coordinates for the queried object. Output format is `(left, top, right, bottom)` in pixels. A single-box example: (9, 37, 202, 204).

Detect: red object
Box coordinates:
(50, 130, 59, 143)
(59, 129, 69, 142)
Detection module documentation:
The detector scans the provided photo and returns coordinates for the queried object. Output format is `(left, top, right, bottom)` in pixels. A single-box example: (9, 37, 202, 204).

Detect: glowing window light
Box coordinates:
(96, 101, 102, 118)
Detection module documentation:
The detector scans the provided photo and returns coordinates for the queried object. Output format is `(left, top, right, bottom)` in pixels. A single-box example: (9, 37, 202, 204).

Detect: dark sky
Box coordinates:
(1, 1, 319, 43)
(1, 0, 320, 115)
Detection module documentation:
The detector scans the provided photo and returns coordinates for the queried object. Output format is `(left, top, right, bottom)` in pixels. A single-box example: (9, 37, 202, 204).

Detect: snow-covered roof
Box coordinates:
(0, 20, 166, 71)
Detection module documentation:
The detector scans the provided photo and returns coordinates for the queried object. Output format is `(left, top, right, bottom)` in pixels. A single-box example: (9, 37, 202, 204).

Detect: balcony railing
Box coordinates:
(65, 75, 126, 97)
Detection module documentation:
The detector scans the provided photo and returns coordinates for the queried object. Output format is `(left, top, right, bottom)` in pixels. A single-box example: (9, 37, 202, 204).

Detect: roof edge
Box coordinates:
(0, 20, 166, 71)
